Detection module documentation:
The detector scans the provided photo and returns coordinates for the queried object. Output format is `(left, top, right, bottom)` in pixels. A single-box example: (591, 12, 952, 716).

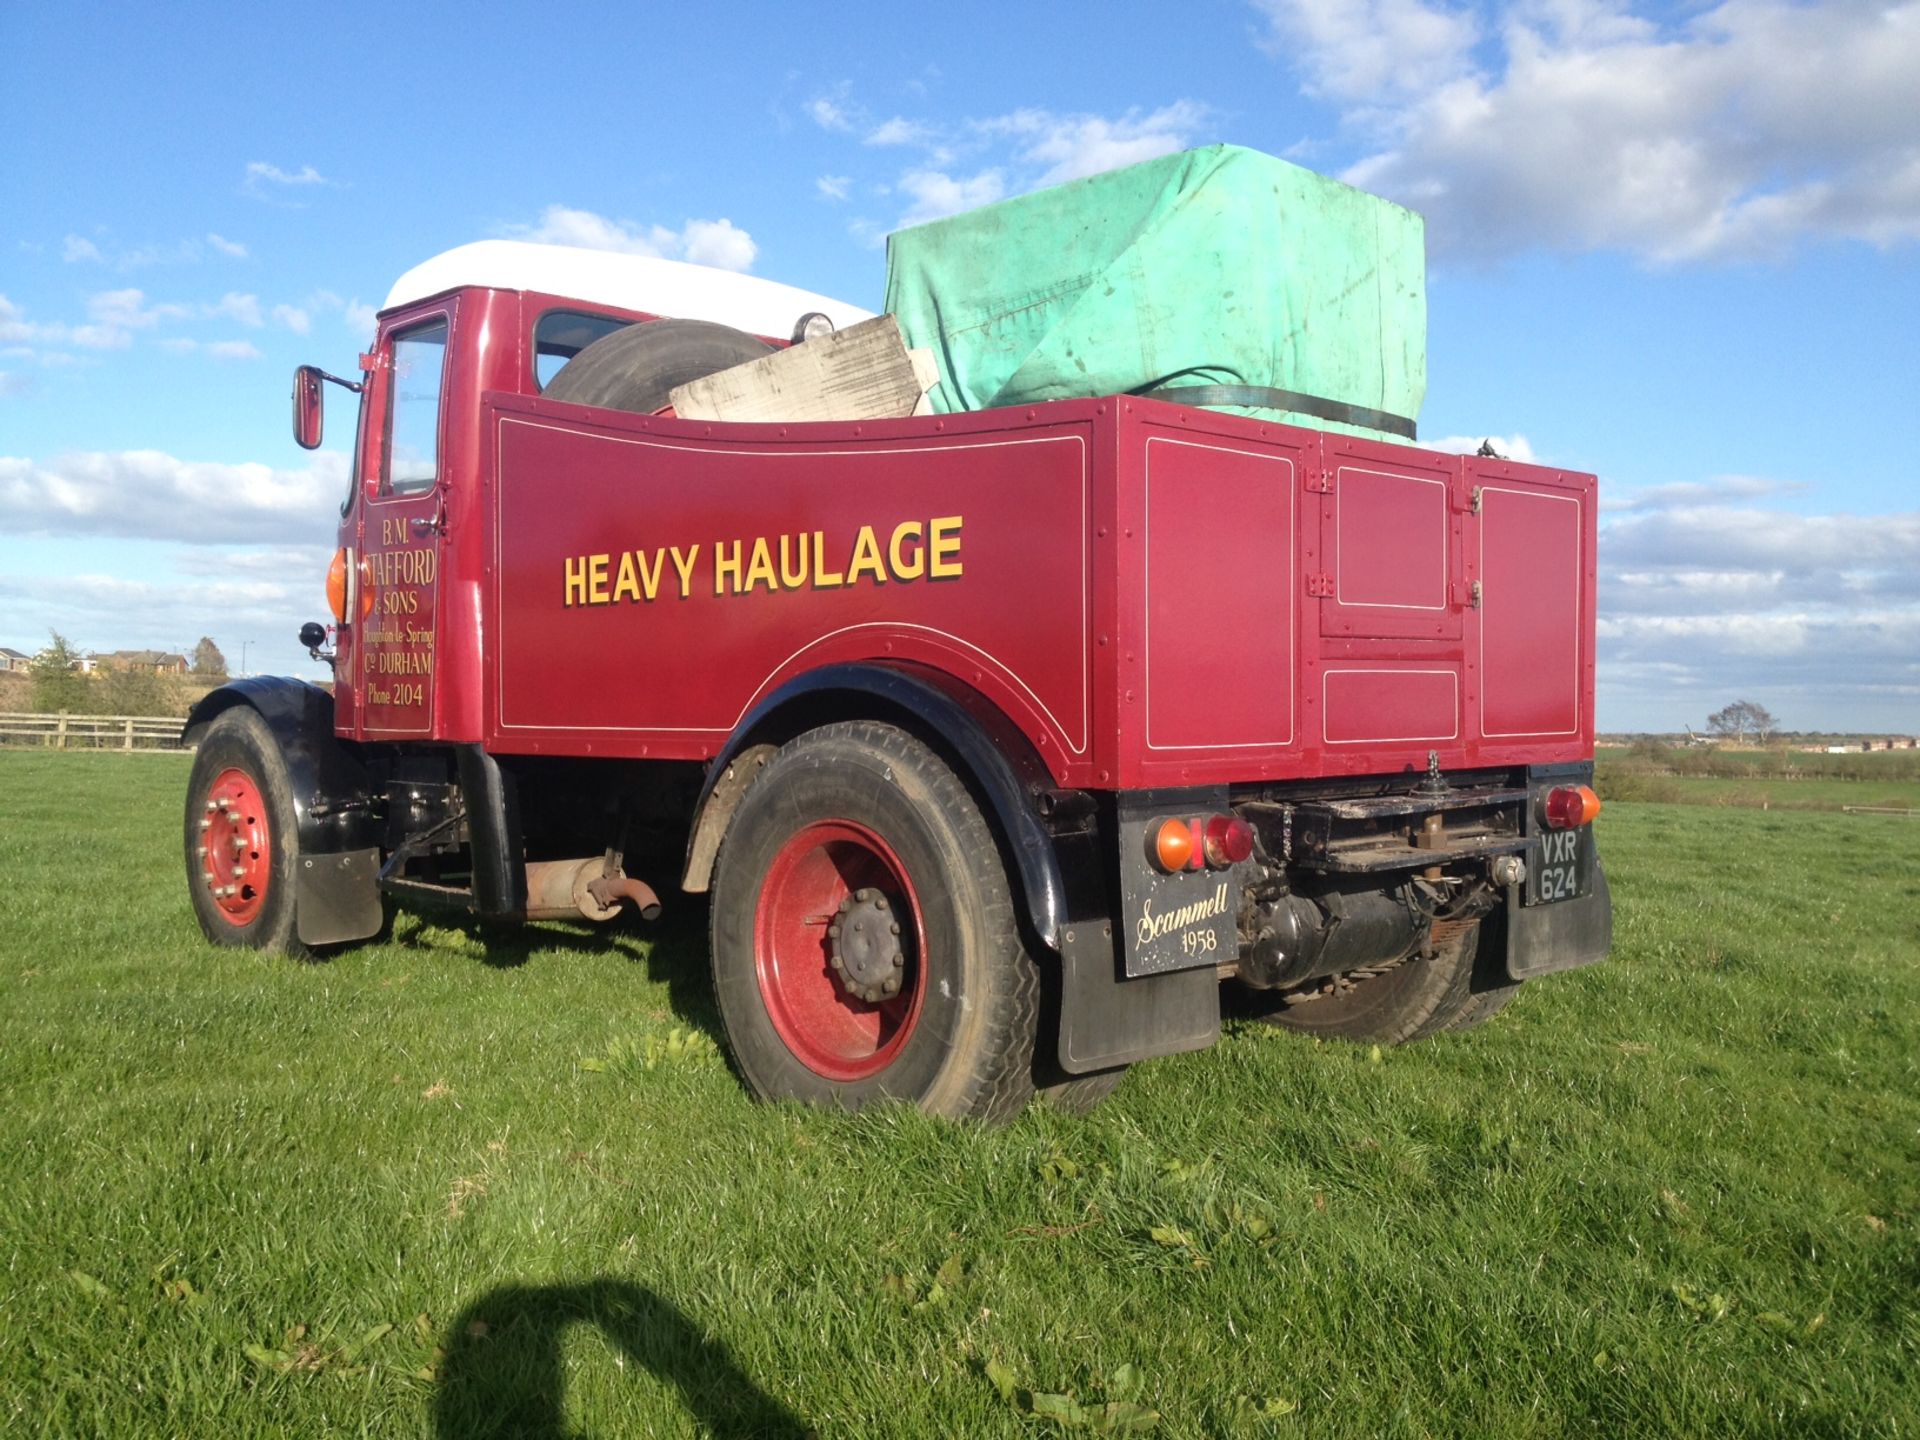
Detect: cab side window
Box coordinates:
(387, 318, 449, 494)
(534, 310, 632, 391)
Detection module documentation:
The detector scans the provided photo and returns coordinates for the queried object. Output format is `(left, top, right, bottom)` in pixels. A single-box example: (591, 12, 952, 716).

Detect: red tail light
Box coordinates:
(1204, 815, 1254, 867)
(1544, 784, 1602, 829)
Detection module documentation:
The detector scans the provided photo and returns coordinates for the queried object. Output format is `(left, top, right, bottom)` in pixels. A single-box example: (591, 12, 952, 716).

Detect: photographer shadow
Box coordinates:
(433, 1278, 806, 1439)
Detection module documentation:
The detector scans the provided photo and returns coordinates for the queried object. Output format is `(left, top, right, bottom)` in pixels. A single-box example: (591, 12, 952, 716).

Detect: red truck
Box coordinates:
(183, 233, 1609, 1121)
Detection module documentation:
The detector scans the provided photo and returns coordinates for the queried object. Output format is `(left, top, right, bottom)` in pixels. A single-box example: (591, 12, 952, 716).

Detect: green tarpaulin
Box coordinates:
(883, 145, 1426, 442)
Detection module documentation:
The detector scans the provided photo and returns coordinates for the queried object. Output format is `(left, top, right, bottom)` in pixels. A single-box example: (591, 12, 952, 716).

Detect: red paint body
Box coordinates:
(334, 286, 1597, 791)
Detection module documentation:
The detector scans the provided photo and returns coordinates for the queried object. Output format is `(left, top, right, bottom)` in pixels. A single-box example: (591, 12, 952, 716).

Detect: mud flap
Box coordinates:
(295, 848, 384, 946)
(1057, 920, 1219, 1074)
(1504, 857, 1612, 980)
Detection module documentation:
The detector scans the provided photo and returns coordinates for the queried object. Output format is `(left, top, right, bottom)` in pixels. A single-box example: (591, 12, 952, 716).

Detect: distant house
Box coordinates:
(0, 647, 31, 673)
(97, 649, 189, 675)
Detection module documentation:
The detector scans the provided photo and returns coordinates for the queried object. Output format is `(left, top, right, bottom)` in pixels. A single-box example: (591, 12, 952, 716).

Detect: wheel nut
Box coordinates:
(889, 921, 901, 936)
(882, 975, 901, 996)
(196, 845, 207, 858)
(232, 866, 245, 878)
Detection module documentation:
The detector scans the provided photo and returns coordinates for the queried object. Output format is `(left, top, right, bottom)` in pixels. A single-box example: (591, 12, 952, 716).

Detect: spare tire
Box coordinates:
(542, 319, 775, 414)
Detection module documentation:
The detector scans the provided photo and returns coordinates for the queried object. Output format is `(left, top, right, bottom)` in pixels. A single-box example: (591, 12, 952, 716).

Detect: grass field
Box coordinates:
(2, 751, 1917, 1437)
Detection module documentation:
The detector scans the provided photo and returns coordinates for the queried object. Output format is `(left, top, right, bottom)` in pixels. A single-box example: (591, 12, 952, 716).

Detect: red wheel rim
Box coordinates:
(753, 819, 926, 1081)
(197, 768, 272, 926)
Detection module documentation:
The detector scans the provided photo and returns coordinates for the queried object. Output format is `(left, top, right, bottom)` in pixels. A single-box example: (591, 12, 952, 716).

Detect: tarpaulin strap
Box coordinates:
(1143, 384, 1417, 441)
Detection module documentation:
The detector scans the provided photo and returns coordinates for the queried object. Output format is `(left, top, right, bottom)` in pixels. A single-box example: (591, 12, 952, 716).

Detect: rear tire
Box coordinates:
(1250, 920, 1496, 1044)
(708, 722, 1039, 1121)
(542, 319, 775, 414)
(183, 708, 306, 958)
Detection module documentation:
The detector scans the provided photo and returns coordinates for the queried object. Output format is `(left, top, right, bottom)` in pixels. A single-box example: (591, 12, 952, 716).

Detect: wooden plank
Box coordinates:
(669, 315, 936, 423)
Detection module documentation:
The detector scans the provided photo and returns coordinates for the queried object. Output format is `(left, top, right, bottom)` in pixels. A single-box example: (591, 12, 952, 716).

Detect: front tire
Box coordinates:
(708, 722, 1038, 1121)
(183, 707, 305, 957)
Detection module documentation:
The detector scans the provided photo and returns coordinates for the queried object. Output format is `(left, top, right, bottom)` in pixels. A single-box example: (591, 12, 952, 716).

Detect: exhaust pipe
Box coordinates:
(522, 858, 662, 923)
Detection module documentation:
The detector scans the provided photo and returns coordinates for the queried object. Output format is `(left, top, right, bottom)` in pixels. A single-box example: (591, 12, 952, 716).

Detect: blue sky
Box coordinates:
(3, 0, 1915, 732)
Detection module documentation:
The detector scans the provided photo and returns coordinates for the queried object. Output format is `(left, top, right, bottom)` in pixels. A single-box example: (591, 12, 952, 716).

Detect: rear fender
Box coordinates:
(681, 662, 1088, 950)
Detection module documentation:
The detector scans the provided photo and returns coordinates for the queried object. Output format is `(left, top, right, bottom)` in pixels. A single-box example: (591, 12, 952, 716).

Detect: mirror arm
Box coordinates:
(314, 369, 364, 395)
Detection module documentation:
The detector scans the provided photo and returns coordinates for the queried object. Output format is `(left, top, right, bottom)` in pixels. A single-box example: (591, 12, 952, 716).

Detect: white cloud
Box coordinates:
(139, 336, 265, 360)
(0, 553, 337, 672)
(1594, 492, 1920, 726)
(1602, 473, 1805, 513)
(986, 101, 1212, 187)
(0, 372, 30, 398)
(69, 289, 191, 349)
(0, 295, 55, 345)
(246, 161, 330, 188)
(866, 116, 934, 147)
(810, 93, 1210, 231)
(504, 206, 758, 271)
(806, 94, 856, 132)
(680, 218, 757, 271)
(56, 231, 252, 269)
(1254, 0, 1481, 102)
(244, 162, 337, 207)
(0, 449, 350, 544)
(897, 169, 1007, 228)
(206, 292, 264, 327)
(271, 303, 310, 335)
(1256, 0, 1920, 262)
(1, 289, 192, 352)
(344, 300, 378, 336)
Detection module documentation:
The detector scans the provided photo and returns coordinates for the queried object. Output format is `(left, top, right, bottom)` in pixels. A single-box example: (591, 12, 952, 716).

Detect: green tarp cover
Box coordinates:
(883, 145, 1426, 441)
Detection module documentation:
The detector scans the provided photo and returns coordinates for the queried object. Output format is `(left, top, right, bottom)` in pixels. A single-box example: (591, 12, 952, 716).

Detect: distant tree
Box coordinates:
(28, 631, 91, 714)
(1705, 699, 1777, 744)
(191, 636, 228, 678)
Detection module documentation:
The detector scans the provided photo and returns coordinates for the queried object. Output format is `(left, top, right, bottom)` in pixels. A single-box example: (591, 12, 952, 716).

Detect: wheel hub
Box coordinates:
(197, 768, 271, 926)
(828, 887, 905, 1002)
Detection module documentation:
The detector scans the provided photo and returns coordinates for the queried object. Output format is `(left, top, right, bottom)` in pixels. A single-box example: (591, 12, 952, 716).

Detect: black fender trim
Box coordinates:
(184, 678, 379, 855)
(681, 662, 1083, 950)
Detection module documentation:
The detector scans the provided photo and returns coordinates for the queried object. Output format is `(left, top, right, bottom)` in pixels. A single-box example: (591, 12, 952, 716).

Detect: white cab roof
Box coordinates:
(382, 240, 874, 335)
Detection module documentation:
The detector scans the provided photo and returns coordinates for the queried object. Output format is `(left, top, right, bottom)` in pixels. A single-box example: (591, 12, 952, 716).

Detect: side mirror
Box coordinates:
(292, 365, 324, 449)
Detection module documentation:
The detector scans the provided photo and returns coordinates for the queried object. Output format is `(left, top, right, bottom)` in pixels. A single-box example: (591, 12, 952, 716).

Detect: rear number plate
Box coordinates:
(1527, 827, 1593, 905)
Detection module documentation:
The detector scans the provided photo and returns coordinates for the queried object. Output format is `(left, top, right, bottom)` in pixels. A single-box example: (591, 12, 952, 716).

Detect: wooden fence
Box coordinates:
(0, 711, 191, 752)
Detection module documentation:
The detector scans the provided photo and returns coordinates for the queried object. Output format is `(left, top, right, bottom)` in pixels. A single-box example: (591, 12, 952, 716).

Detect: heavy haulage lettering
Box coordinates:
(562, 517, 963, 607)
(1136, 882, 1231, 948)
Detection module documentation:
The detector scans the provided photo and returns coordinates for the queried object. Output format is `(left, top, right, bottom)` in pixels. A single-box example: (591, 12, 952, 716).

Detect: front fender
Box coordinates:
(185, 677, 379, 855)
